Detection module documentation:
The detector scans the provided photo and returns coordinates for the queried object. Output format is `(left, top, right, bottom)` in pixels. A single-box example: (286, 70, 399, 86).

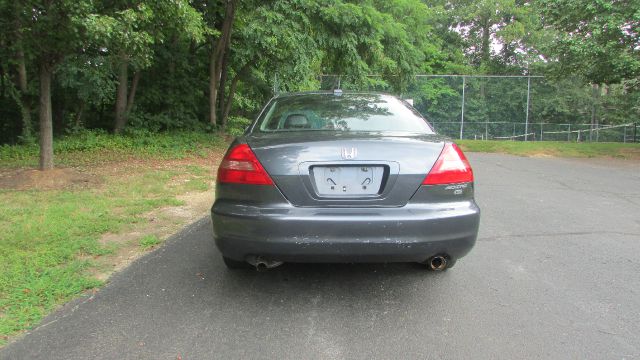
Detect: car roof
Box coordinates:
(273, 91, 397, 99)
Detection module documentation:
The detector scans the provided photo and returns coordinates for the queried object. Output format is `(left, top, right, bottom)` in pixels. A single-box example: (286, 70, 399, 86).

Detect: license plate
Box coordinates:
(311, 166, 384, 196)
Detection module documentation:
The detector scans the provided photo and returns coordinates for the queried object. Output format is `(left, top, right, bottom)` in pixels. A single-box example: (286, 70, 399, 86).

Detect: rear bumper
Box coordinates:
(211, 201, 480, 263)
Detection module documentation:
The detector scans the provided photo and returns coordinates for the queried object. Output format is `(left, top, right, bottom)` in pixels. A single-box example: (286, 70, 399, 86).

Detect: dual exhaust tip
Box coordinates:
(251, 255, 451, 272)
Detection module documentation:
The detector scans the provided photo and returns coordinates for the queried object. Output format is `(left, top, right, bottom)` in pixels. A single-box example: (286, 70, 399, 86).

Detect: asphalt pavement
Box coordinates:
(2, 153, 640, 359)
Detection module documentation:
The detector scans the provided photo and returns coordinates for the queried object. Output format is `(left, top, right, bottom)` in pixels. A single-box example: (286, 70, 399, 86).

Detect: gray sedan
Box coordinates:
(211, 92, 480, 271)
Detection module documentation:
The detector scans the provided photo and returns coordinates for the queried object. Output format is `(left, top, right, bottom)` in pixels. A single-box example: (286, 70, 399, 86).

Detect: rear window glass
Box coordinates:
(255, 94, 434, 134)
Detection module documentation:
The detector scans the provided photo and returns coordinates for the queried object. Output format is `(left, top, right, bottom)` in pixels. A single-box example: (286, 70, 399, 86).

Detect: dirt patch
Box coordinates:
(618, 147, 640, 160)
(0, 168, 101, 190)
(88, 189, 214, 282)
(0, 149, 226, 191)
(88, 149, 224, 181)
(528, 152, 556, 158)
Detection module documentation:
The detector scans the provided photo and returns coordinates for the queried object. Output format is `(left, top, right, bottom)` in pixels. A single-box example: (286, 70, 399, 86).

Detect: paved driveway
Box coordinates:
(2, 153, 639, 359)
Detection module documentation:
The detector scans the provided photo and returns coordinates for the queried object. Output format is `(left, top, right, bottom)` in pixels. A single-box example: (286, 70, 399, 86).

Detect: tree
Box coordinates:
(85, 0, 205, 133)
(217, 0, 319, 129)
(193, 0, 235, 128)
(536, 0, 640, 85)
(11, 0, 95, 170)
(0, 0, 35, 143)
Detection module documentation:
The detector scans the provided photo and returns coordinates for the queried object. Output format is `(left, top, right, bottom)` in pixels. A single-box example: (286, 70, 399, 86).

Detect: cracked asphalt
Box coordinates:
(2, 153, 640, 359)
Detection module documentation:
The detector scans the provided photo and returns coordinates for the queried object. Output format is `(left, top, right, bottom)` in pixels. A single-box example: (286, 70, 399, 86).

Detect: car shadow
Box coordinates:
(203, 248, 452, 310)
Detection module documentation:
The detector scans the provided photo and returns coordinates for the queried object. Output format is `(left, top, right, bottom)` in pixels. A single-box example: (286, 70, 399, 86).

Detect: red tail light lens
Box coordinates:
(423, 143, 473, 185)
(217, 144, 274, 185)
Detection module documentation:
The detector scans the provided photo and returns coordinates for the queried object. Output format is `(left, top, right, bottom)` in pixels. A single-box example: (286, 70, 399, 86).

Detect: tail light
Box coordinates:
(217, 144, 274, 185)
(423, 143, 473, 185)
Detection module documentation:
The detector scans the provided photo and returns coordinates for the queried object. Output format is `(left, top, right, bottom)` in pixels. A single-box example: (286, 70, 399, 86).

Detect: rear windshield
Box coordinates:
(255, 94, 434, 134)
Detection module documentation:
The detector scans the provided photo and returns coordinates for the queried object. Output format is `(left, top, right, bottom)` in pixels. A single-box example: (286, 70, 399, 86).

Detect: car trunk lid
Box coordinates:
(246, 132, 445, 207)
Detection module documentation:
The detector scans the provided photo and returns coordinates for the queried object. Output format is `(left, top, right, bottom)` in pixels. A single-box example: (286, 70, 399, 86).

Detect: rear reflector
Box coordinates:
(217, 144, 274, 185)
(423, 143, 473, 185)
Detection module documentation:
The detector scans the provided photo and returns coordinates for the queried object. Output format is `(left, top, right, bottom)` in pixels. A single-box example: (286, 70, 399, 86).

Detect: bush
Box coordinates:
(226, 116, 252, 136)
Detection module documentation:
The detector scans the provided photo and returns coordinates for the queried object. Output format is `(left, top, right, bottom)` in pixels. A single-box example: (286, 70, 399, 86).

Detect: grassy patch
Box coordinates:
(0, 130, 226, 168)
(0, 134, 225, 345)
(457, 140, 640, 159)
(139, 235, 161, 249)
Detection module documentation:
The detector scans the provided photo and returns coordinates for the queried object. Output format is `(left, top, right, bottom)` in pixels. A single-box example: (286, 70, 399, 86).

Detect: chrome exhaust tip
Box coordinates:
(428, 255, 448, 271)
(255, 262, 269, 272)
(252, 257, 283, 272)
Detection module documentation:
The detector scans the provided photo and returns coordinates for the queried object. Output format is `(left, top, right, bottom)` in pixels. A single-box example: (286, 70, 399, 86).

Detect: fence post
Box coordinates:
(485, 122, 488, 140)
(634, 122, 637, 143)
(525, 76, 531, 141)
(460, 76, 465, 140)
(567, 124, 571, 142)
(540, 123, 543, 141)
(623, 125, 627, 143)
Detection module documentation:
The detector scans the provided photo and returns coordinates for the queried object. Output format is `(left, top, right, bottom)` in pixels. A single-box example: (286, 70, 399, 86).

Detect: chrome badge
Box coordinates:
(341, 147, 357, 159)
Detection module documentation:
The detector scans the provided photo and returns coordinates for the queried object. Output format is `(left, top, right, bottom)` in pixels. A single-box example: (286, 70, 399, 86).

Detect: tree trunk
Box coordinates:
(13, 12, 32, 141)
(221, 64, 249, 129)
(217, 41, 232, 120)
(221, 73, 241, 130)
(16, 48, 32, 140)
(39, 62, 54, 170)
(75, 101, 85, 129)
(209, 49, 219, 126)
(125, 71, 140, 115)
(208, 0, 237, 127)
(114, 57, 128, 133)
(480, 19, 491, 68)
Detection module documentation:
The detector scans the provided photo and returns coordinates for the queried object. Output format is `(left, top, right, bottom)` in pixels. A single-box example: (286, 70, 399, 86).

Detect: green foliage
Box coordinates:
(226, 116, 252, 136)
(139, 235, 160, 249)
(0, 130, 225, 168)
(56, 54, 117, 108)
(84, 1, 205, 70)
(536, 0, 640, 84)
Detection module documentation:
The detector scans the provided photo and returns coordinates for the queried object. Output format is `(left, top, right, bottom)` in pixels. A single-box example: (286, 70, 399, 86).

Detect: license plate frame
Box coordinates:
(310, 165, 385, 196)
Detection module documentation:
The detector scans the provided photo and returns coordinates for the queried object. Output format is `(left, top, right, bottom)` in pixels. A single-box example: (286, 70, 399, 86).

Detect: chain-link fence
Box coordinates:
(430, 122, 637, 143)
(315, 75, 640, 142)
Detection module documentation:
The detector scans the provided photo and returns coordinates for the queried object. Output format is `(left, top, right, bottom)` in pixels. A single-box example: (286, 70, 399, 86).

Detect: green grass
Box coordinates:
(458, 140, 640, 159)
(0, 130, 226, 168)
(0, 136, 223, 345)
(139, 235, 161, 249)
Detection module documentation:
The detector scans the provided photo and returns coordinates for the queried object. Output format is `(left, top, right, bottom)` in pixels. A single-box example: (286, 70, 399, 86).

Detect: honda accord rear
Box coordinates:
(211, 92, 480, 271)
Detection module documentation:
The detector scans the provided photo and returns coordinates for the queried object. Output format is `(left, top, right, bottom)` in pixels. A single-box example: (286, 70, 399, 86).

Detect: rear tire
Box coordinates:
(223, 256, 249, 269)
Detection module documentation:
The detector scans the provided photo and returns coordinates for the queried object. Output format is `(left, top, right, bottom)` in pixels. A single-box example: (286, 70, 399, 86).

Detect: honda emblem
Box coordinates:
(341, 147, 357, 159)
